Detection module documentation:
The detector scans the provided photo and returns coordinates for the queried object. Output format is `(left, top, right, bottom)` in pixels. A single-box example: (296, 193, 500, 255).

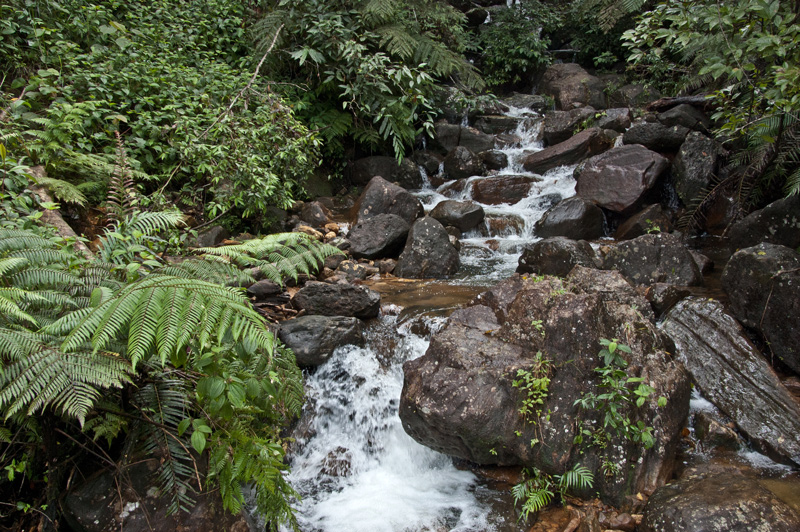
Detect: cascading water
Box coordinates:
(281, 314, 515, 532)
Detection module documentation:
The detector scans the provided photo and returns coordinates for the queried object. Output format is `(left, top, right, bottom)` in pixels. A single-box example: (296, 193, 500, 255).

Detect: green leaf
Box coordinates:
(191, 430, 206, 453)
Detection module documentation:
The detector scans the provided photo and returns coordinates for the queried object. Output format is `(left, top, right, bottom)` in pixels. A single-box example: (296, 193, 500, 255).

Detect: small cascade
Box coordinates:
(281, 315, 512, 532)
(418, 165, 432, 189)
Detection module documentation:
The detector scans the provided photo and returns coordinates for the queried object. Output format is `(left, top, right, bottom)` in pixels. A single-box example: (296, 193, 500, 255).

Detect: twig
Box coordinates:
(200, 24, 284, 138)
(0, 501, 53, 523)
(191, 209, 230, 232)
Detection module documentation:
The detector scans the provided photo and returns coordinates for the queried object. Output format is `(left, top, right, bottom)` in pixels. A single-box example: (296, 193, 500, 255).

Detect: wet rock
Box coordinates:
(336, 260, 369, 280)
(575, 144, 669, 214)
(350, 155, 423, 189)
(501, 93, 551, 113)
(474, 115, 529, 135)
(607, 84, 661, 108)
(603, 233, 703, 286)
(443, 146, 486, 180)
(614, 204, 674, 240)
(429, 200, 485, 232)
(430, 122, 462, 154)
(196, 225, 229, 248)
(643, 283, 690, 319)
(412, 150, 444, 177)
(658, 104, 710, 132)
(523, 128, 615, 175)
(672, 131, 719, 206)
(721, 243, 800, 374)
(622, 121, 690, 152)
(300, 201, 332, 228)
(351, 175, 424, 224)
(595, 108, 632, 133)
(401, 271, 690, 509)
(484, 215, 525, 236)
(540, 63, 607, 110)
(516, 237, 598, 277)
(470, 175, 540, 205)
(62, 459, 250, 532)
(543, 108, 598, 145)
(324, 253, 347, 270)
(460, 126, 496, 153)
(641, 463, 800, 532)
(246, 279, 282, 300)
(394, 217, 460, 279)
(535, 197, 606, 240)
(278, 315, 364, 367)
(470, 274, 526, 324)
(347, 213, 410, 260)
(479, 149, 509, 171)
(727, 195, 800, 250)
(292, 281, 381, 319)
(319, 447, 353, 477)
(692, 411, 742, 451)
(689, 250, 714, 274)
(661, 297, 800, 465)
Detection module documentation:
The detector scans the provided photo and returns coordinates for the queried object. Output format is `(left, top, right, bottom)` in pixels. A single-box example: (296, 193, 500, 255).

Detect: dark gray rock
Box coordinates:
(603, 233, 704, 286)
(429, 200, 485, 232)
(693, 411, 742, 451)
(412, 150, 444, 177)
(443, 146, 486, 180)
(607, 84, 661, 108)
(658, 104, 710, 132)
(614, 204, 674, 240)
(575, 144, 669, 214)
(350, 155, 423, 189)
(459, 126, 496, 153)
(690, 250, 714, 274)
(479, 149, 509, 171)
(335, 260, 368, 280)
(673, 131, 719, 206)
(324, 253, 347, 270)
(470, 175, 540, 205)
(351, 175, 424, 224)
(721, 243, 800, 374)
(474, 115, 530, 135)
(644, 283, 691, 319)
(535, 197, 606, 240)
(401, 271, 690, 509)
(246, 279, 282, 300)
(196, 225, 229, 247)
(516, 237, 598, 277)
(300, 201, 331, 228)
(641, 463, 800, 532)
(501, 93, 551, 113)
(595, 108, 632, 132)
(394, 217, 460, 279)
(430, 122, 462, 154)
(540, 63, 607, 110)
(523, 128, 615, 175)
(63, 459, 250, 532)
(292, 281, 381, 319)
(278, 315, 364, 367)
(728, 195, 800, 250)
(622, 121, 690, 152)
(661, 297, 800, 465)
(347, 213, 410, 259)
(543, 107, 597, 145)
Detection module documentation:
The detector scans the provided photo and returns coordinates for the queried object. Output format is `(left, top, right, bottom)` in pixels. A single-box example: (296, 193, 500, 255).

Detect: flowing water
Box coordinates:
(280, 109, 571, 531)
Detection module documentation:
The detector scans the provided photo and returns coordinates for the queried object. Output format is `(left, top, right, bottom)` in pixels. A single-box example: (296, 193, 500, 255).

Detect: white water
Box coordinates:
(282, 317, 508, 532)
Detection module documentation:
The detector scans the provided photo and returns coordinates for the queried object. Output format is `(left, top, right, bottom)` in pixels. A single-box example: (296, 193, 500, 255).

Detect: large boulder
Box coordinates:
(727, 195, 800, 250)
(575, 144, 669, 214)
(607, 83, 661, 108)
(430, 122, 461, 154)
(501, 92, 551, 114)
(459, 126, 496, 153)
(641, 463, 800, 532)
(347, 213, 410, 259)
(657, 103, 711, 132)
(394, 217, 460, 279)
(540, 63, 607, 110)
(351, 175, 424, 224)
(595, 108, 632, 133)
(543, 108, 597, 145)
(602, 233, 703, 286)
(292, 282, 381, 319)
(721, 243, 800, 375)
(661, 297, 800, 466)
(523, 128, 615, 175)
(443, 146, 486, 180)
(299, 201, 331, 228)
(534, 197, 606, 240)
(474, 115, 530, 135)
(470, 175, 540, 205)
(429, 200, 485, 232)
(350, 155, 423, 189)
(622, 121, 690, 152)
(278, 315, 364, 367)
(672, 131, 719, 206)
(401, 269, 691, 509)
(516, 237, 598, 277)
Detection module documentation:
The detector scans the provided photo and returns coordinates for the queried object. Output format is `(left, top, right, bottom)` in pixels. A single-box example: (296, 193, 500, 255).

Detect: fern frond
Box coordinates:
(360, 0, 397, 26)
(11, 268, 81, 291)
(31, 176, 87, 206)
(122, 210, 185, 236)
(0, 230, 57, 253)
(376, 24, 417, 59)
(159, 259, 256, 286)
(0, 288, 41, 326)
